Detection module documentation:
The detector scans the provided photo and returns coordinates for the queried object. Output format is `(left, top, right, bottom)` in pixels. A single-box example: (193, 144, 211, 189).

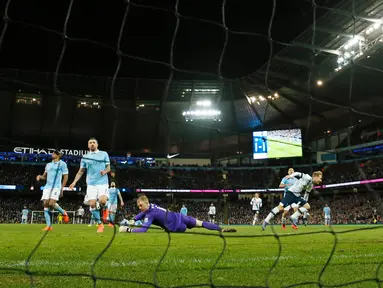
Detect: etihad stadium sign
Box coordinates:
(13, 147, 89, 156)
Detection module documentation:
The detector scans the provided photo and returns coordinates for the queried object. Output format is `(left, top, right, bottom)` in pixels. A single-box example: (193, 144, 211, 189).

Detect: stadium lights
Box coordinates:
(335, 21, 383, 71)
(316, 80, 323, 86)
(194, 89, 219, 92)
(247, 93, 279, 104)
(182, 110, 221, 116)
(78, 100, 102, 109)
(182, 109, 221, 121)
(196, 100, 211, 107)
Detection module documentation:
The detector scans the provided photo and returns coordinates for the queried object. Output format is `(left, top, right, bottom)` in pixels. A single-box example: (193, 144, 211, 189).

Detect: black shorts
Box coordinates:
(209, 214, 215, 220)
(252, 210, 260, 214)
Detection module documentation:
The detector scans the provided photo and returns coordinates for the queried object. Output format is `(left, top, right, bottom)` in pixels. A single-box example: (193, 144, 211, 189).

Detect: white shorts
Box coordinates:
(284, 203, 299, 211)
(41, 188, 60, 201)
(107, 203, 117, 213)
(84, 184, 109, 205)
(22, 216, 28, 220)
(325, 216, 331, 219)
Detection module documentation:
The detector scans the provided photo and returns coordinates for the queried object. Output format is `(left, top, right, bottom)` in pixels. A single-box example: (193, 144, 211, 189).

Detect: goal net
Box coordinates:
(30, 211, 76, 225)
(0, 0, 382, 287)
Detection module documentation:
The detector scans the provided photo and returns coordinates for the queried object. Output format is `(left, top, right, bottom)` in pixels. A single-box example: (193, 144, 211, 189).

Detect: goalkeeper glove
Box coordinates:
(119, 226, 133, 233)
(128, 219, 135, 226)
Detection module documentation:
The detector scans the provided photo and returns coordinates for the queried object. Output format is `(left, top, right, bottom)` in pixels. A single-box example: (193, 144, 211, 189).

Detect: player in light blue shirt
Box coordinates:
(70, 138, 110, 233)
(107, 182, 124, 226)
(279, 168, 298, 229)
(21, 206, 30, 224)
(36, 150, 70, 231)
(323, 204, 331, 226)
(180, 205, 188, 215)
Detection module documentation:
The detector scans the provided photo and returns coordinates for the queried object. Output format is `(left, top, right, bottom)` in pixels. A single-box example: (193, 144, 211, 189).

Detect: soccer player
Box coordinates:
(262, 171, 322, 230)
(279, 168, 298, 229)
(119, 195, 235, 233)
(208, 203, 216, 223)
(21, 206, 29, 224)
(36, 150, 70, 231)
(107, 182, 124, 227)
(323, 204, 331, 226)
(250, 193, 262, 225)
(57, 213, 63, 224)
(180, 204, 188, 216)
(69, 137, 110, 233)
(77, 206, 85, 224)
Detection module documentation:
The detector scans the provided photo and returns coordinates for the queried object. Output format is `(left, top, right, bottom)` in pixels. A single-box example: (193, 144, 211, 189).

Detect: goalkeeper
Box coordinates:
(119, 195, 235, 233)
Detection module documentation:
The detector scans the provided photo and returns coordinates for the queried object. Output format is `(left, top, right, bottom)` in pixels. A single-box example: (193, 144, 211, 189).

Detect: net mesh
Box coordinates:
(0, 0, 382, 287)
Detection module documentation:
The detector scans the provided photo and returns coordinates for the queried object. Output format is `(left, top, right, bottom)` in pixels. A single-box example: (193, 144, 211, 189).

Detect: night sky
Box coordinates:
(0, 0, 323, 80)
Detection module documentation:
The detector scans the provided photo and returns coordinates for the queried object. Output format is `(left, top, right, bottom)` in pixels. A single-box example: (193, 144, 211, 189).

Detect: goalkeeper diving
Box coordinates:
(119, 195, 236, 233)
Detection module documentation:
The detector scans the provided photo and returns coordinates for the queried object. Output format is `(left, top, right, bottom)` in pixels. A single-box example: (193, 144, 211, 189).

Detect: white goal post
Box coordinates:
(31, 210, 76, 224)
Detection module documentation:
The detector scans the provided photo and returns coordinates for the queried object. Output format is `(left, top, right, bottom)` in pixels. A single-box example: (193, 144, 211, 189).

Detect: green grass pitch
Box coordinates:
(0, 224, 382, 288)
(267, 137, 302, 159)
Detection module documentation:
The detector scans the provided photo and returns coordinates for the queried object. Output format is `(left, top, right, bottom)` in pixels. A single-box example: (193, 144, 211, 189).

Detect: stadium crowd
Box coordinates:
(0, 157, 382, 190)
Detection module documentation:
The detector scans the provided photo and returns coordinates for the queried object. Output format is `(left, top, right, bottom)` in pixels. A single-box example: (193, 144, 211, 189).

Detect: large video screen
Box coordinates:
(252, 129, 303, 159)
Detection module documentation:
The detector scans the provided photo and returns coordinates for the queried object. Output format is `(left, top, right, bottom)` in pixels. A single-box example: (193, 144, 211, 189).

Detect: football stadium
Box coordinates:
(0, 0, 382, 287)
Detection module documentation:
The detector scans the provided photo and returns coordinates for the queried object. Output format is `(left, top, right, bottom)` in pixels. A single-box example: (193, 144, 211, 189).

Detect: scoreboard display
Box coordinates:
(252, 129, 303, 159)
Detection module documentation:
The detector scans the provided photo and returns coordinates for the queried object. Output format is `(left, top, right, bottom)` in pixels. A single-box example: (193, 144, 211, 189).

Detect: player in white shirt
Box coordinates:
(208, 203, 216, 223)
(279, 168, 298, 229)
(250, 193, 262, 225)
(76, 206, 85, 224)
(262, 171, 322, 230)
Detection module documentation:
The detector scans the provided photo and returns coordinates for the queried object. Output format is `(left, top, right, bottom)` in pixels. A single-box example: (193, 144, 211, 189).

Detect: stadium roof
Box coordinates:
(2, 0, 383, 152)
(237, 0, 383, 137)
